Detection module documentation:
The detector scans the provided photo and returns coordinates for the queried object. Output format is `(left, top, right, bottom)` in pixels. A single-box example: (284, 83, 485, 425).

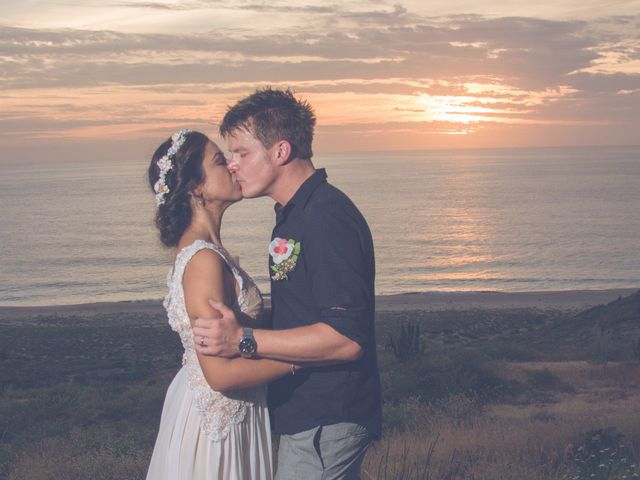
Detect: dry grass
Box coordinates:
(363, 362, 640, 480)
(7, 428, 151, 480)
(363, 410, 640, 480)
(3, 310, 640, 479)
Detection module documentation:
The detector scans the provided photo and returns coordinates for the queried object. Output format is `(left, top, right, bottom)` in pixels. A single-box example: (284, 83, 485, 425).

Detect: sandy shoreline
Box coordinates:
(374, 288, 639, 312)
(0, 288, 637, 319)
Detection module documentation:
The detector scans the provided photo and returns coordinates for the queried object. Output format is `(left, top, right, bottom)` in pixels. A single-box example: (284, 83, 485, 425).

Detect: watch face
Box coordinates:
(239, 337, 257, 354)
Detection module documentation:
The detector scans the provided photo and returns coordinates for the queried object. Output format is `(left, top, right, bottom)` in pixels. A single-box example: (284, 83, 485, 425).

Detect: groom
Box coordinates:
(193, 87, 381, 479)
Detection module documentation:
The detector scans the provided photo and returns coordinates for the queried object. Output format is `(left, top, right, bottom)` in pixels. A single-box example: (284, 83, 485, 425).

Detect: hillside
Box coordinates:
(377, 290, 640, 362)
(550, 289, 640, 360)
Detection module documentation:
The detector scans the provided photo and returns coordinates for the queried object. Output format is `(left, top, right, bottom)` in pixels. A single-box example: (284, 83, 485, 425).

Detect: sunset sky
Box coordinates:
(1, 0, 639, 158)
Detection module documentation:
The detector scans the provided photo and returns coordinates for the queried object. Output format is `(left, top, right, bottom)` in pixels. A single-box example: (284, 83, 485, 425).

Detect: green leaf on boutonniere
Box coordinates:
(270, 239, 301, 281)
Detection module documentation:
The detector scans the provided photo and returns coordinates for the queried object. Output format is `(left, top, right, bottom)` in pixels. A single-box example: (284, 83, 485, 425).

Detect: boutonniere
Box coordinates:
(269, 237, 301, 281)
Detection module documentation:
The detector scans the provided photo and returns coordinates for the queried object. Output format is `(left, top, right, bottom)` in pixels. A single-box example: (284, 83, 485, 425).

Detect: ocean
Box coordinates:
(1, 145, 639, 306)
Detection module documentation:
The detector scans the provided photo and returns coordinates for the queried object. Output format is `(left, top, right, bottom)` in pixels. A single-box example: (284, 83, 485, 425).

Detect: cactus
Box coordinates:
(386, 322, 426, 362)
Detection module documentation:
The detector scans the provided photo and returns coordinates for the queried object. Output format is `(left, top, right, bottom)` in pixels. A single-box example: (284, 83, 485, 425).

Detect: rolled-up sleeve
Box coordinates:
(304, 202, 374, 348)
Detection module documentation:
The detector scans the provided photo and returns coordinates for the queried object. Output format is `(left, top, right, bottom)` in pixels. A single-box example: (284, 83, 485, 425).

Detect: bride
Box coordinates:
(145, 130, 294, 479)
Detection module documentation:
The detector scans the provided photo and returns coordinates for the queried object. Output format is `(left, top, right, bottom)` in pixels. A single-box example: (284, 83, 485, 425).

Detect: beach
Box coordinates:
(1, 287, 637, 321)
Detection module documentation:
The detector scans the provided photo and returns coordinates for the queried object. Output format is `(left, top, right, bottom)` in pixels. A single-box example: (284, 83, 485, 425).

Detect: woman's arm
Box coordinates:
(183, 249, 293, 392)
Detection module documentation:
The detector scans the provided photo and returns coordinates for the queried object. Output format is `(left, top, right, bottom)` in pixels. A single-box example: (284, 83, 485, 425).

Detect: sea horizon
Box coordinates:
(2, 144, 639, 307)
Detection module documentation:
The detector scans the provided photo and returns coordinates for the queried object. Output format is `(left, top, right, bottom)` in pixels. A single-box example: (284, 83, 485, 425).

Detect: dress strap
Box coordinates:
(172, 240, 244, 292)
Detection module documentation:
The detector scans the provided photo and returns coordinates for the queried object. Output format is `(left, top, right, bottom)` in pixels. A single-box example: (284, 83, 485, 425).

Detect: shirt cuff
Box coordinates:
(319, 307, 371, 348)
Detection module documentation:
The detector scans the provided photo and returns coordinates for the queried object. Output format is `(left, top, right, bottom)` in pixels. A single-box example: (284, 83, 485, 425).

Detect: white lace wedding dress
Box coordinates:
(146, 240, 273, 480)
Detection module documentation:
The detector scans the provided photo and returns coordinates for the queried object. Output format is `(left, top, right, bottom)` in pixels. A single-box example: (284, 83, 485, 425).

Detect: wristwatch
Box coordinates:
(238, 327, 257, 358)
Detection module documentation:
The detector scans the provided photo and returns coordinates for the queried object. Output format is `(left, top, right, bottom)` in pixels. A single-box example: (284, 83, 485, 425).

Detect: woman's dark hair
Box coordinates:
(148, 131, 209, 247)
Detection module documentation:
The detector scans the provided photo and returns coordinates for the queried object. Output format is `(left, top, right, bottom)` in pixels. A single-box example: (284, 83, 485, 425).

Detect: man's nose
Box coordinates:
(227, 158, 237, 173)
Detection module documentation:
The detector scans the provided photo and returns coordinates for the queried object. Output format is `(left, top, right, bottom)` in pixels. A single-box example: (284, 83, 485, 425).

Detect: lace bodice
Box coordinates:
(163, 239, 265, 442)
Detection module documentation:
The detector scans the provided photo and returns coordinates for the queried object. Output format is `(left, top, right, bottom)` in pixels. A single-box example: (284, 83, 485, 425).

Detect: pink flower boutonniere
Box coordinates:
(269, 237, 301, 281)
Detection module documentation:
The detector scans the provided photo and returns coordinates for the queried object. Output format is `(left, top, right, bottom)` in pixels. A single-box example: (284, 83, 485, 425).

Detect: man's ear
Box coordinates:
(273, 140, 293, 165)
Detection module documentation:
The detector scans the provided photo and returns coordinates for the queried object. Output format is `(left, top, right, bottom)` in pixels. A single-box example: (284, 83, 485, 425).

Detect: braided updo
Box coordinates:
(148, 131, 209, 247)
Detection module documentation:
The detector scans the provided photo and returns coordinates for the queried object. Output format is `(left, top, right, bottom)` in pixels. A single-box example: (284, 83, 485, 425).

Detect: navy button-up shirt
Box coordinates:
(267, 168, 382, 439)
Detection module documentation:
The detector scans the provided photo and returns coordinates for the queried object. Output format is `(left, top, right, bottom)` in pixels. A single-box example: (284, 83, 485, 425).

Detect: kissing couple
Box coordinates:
(145, 88, 382, 480)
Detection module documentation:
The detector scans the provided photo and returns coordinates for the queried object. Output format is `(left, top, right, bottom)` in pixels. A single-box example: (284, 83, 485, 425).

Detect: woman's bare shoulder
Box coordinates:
(182, 248, 227, 320)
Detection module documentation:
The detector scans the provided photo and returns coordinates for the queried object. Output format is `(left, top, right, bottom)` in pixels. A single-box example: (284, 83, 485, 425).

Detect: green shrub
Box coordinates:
(382, 347, 523, 409)
(479, 341, 538, 361)
(585, 332, 628, 365)
(526, 368, 563, 388)
(382, 396, 433, 432)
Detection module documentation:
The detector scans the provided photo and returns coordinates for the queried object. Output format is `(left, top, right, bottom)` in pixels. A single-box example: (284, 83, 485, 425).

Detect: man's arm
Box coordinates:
(193, 300, 363, 363)
(185, 250, 295, 390)
(193, 198, 374, 364)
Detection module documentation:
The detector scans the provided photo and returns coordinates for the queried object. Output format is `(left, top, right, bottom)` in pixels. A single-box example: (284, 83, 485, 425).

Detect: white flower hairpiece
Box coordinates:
(154, 129, 191, 206)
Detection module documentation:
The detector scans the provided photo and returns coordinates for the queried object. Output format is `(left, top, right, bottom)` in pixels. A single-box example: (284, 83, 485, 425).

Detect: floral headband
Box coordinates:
(154, 129, 191, 206)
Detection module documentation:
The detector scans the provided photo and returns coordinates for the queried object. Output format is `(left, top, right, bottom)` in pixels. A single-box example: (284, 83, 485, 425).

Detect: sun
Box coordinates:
(416, 93, 502, 125)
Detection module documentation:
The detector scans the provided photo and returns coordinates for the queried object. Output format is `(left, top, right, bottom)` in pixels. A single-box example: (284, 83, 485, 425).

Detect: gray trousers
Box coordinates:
(275, 422, 372, 480)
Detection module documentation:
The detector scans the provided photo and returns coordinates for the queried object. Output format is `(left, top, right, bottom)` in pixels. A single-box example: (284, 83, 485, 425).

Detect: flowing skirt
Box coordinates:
(146, 367, 273, 480)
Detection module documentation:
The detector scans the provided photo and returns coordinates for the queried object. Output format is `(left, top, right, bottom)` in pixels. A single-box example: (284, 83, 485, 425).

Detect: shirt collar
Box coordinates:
(274, 168, 328, 221)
